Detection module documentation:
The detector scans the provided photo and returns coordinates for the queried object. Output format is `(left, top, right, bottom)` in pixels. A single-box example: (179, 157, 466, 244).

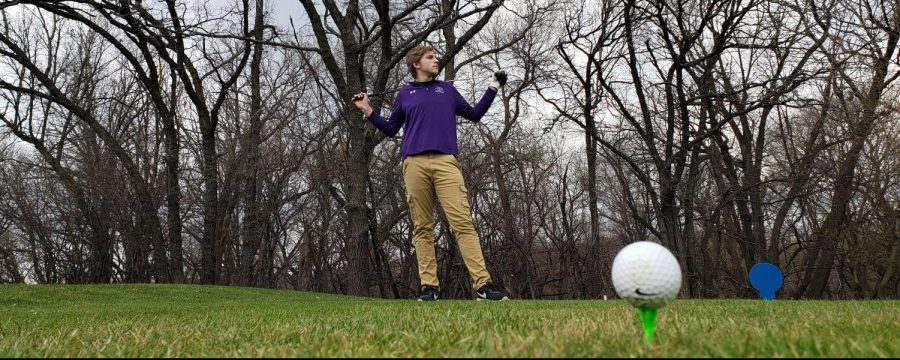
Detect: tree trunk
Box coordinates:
(768, 80, 831, 263)
(6, 129, 113, 283)
(164, 70, 185, 283)
(344, 116, 374, 296)
(240, 0, 266, 287)
(876, 203, 899, 298)
(200, 116, 220, 284)
(800, 32, 898, 298)
(584, 106, 603, 298)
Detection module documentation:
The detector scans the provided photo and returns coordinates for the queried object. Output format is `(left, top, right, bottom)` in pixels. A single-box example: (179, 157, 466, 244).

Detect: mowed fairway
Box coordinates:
(0, 284, 896, 357)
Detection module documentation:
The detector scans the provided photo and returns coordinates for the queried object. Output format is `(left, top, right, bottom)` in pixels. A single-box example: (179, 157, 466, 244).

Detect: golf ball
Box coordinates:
(611, 241, 682, 309)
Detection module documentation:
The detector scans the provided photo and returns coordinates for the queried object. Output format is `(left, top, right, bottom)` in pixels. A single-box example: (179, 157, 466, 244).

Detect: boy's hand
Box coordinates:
(490, 71, 507, 90)
(351, 92, 373, 117)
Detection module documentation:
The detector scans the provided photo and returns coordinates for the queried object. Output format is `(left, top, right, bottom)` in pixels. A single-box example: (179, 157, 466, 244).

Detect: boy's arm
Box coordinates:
(454, 87, 497, 123)
(352, 93, 405, 137)
(454, 72, 506, 122)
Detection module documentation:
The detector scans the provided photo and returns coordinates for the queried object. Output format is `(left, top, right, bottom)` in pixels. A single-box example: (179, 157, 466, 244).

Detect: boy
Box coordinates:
(351, 46, 508, 301)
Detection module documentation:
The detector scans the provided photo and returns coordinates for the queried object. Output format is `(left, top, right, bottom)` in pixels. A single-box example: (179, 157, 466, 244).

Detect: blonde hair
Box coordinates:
(405, 45, 434, 78)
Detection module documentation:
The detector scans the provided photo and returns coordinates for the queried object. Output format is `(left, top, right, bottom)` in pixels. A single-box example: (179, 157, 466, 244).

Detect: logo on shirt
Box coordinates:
(434, 86, 445, 94)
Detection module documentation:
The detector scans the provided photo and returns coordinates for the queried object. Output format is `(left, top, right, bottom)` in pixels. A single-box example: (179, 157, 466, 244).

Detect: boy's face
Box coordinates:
(414, 51, 440, 78)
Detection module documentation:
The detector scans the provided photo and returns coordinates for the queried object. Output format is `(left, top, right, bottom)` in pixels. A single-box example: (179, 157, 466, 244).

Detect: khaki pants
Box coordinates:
(402, 153, 491, 290)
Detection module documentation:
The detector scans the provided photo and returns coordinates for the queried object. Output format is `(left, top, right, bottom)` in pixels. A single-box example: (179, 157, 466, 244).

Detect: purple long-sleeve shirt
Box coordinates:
(367, 79, 497, 159)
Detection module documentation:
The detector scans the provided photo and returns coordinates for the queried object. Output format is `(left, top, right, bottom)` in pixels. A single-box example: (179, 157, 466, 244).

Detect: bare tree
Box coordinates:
(464, 0, 558, 299)
(537, 0, 623, 298)
(694, 0, 830, 296)
(291, 0, 504, 296)
(797, 0, 899, 298)
(0, 7, 166, 282)
(1, 0, 897, 300)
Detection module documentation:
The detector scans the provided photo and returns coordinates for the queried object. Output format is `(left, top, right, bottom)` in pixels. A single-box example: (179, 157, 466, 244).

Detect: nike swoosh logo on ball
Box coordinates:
(635, 289, 658, 296)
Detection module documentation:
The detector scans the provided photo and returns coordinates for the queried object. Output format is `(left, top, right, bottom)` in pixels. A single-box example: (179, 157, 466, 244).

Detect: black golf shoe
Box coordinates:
(417, 286, 439, 301)
(475, 283, 509, 301)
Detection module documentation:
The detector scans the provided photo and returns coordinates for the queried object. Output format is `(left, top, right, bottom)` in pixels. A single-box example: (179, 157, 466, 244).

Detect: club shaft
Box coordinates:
(366, 78, 466, 98)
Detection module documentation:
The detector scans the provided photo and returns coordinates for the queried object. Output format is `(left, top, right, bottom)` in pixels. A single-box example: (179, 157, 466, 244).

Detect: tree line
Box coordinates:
(0, 0, 897, 299)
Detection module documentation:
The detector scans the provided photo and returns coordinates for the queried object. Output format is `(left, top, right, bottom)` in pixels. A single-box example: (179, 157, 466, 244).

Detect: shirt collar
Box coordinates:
(409, 78, 439, 87)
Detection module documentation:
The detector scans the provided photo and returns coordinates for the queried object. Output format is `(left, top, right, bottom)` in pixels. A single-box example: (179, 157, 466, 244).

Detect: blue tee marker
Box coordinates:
(749, 262, 783, 300)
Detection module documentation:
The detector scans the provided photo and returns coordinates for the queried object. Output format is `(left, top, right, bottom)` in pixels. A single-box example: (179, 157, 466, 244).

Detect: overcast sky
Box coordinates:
(208, 0, 307, 33)
(266, 1, 307, 32)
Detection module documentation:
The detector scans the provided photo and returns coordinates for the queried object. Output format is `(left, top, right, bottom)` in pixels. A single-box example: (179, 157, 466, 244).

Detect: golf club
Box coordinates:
(349, 72, 506, 102)
(350, 78, 464, 102)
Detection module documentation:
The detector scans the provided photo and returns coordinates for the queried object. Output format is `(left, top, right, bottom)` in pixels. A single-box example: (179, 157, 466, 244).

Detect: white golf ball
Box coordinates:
(611, 241, 682, 309)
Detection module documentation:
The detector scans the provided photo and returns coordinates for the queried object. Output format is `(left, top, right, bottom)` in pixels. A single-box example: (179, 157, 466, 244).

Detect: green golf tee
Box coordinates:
(638, 308, 657, 342)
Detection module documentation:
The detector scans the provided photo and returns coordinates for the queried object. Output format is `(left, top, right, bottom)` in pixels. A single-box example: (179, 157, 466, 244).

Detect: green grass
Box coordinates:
(0, 284, 897, 357)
